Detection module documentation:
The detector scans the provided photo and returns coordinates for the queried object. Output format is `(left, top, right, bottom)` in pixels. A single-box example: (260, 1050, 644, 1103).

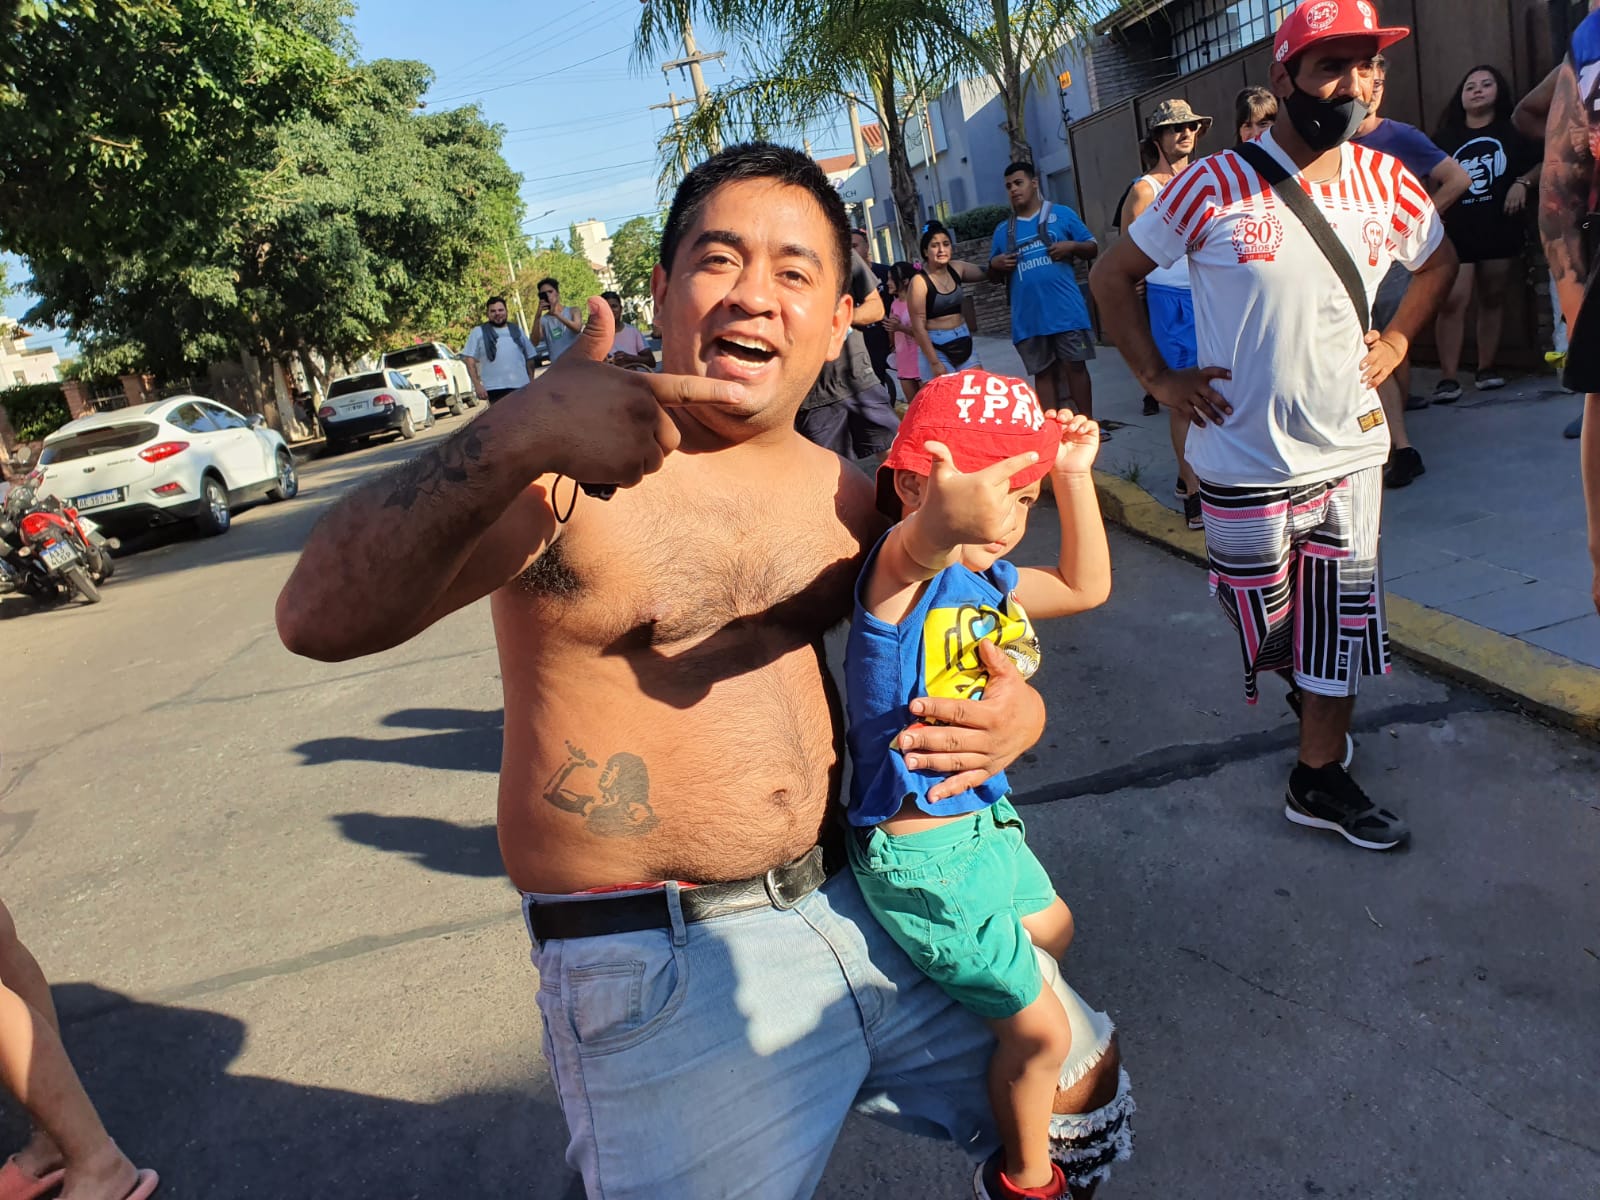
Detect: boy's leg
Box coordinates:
(527, 885, 871, 1200)
(988, 987, 1075, 1188)
(1062, 359, 1093, 421)
(1021, 898, 1074, 961)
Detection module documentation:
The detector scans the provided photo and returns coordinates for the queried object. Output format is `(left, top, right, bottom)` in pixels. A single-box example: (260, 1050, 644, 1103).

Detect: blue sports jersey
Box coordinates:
(844, 533, 1042, 827)
(989, 204, 1096, 341)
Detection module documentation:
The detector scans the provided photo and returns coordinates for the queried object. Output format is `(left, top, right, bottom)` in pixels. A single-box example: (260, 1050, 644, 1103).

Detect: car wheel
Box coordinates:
(194, 475, 231, 536)
(268, 448, 299, 500)
(399, 408, 417, 440)
(424, 405, 436, 429)
(448, 396, 464, 417)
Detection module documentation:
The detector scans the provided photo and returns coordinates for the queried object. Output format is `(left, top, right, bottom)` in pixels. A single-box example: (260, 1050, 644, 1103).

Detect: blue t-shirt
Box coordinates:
(844, 534, 1042, 827)
(1353, 118, 1447, 182)
(1574, 8, 1600, 211)
(990, 204, 1096, 342)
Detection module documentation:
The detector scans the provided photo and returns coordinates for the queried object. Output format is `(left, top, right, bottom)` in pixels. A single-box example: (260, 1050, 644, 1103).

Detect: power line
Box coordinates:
(519, 157, 655, 186)
(426, 42, 631, 106)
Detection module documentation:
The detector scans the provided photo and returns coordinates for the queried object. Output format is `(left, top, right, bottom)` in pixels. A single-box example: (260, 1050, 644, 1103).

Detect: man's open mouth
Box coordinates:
(713, 336, 777, 365)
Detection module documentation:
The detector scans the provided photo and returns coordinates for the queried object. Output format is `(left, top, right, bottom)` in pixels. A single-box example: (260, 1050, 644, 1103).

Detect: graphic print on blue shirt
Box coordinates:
(845, 534, 1041, 827)
(990, 206, 1095, 341)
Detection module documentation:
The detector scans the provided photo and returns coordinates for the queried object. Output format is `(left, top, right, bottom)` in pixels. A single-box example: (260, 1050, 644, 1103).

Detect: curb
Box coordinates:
(1093, 470, 1600, 741)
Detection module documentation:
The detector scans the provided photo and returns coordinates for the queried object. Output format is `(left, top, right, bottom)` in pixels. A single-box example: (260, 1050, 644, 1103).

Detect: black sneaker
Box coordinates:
(1184, 491, 1204, 530)
(1283, 685, 1354, 768)
(1431, 379, 1463, 404)
(1403, 393, 1431, 411)
(1285, 762, 1408, 850)
(1175, 477, 1188, 499)
(1383, 446, 1425, 489)
(1142, 394, 1159, 416)
(1474, 369, 1505, 390)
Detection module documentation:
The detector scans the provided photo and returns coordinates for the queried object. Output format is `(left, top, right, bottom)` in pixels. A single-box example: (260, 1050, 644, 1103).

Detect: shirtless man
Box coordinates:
(277, 143, 1131, 1200)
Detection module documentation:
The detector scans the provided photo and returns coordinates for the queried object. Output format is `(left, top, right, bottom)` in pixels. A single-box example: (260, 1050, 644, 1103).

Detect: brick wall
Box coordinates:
(954, 236, 1011, 341)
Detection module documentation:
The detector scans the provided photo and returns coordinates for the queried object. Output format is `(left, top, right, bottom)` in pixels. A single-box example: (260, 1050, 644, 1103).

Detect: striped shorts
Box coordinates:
(1199, 466, 1389, 703)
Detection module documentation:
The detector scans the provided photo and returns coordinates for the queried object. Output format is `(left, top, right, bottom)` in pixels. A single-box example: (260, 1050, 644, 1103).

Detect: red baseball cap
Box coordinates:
(879, 369, 1061, 511)
(1274, 0, 1410, 65)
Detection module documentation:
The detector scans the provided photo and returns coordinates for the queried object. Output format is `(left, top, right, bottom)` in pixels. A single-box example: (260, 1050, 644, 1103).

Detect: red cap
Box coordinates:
(1273, 0, 1410, 65)
(881, 369, 1061, 493)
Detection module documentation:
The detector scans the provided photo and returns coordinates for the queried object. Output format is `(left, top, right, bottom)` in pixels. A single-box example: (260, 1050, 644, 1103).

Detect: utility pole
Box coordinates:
(920, 98, 946, 222)
(661, 17, 724, 151)
(504, 242, 529, 330)
(649, 92, 691, 174)
(847, 93, 882, 259)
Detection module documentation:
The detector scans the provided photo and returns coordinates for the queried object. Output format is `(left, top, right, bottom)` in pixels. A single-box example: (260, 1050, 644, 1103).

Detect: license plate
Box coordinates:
(40, 542, 74, 569)
(74, 487, 125, 510)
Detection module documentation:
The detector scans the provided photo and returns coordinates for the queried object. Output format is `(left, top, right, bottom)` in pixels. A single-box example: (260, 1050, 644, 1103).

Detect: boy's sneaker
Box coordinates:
(1474, 369, 1505, 390)
(974, 1154, 1068, 1199)
(1285, 762, 1409, 851)
(1183, 491, 1204, 530)
(1383, 446, 1425, 489)
(1431, 378, 1463, 404)
(1283, 685, 1354, 768)
(1403, 392, 1431, 411)
(1142, 394, 1159, 416)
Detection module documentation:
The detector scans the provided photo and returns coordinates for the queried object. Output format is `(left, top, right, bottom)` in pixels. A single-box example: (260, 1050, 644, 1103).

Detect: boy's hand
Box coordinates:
(1044, 411, 1100, 477)
(916, 440, 1040, 550)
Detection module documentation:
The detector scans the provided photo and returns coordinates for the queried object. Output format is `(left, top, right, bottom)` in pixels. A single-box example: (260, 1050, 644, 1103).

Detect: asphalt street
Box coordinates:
(2, 416, 1597, 1199)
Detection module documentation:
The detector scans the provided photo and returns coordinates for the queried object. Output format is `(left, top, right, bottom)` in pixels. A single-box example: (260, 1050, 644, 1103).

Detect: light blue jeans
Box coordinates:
(524, 869, 1132, 1199)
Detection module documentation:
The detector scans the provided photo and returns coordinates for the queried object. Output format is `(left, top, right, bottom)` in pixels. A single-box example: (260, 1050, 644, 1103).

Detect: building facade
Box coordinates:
(0, 320, 60, 386)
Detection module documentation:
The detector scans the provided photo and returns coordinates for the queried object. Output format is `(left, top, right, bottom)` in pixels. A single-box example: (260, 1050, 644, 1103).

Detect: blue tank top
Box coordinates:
(844, 533, 1042, 827)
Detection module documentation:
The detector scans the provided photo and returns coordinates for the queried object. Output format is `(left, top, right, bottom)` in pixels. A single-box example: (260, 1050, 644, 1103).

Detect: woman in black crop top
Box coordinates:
(908, 222, 987, 380)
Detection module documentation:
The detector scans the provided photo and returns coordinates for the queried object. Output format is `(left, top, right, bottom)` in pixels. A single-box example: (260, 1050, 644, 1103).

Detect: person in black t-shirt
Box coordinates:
(1430, 64, 1543, 399)
(795, 250, 901, 461)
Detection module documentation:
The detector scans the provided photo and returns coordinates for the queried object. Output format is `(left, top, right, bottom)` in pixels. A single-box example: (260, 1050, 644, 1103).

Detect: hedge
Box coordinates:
(946, 205, 1012, 242)
(1, 382, 71, 443)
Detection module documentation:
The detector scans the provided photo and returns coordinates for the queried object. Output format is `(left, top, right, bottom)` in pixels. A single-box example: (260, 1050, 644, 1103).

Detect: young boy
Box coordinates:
(844, 368, 1112, 1200)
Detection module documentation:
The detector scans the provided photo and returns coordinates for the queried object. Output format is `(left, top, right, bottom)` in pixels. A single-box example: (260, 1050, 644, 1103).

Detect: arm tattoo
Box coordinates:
(542, 740, 659, 837)
(382, 424, 486, 512)
(1539, 65, 1592, 292)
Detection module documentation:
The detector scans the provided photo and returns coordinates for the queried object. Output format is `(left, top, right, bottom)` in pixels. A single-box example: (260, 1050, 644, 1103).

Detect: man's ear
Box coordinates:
(1268, 59, 1293, 101)
(650, 262, 668, 312)
(827, 290, 854, 362)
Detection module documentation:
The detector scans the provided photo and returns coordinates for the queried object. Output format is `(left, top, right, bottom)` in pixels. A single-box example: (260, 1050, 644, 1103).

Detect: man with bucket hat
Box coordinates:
(1120, 98, 1212, 529)
(1092, 0, 1458, 852)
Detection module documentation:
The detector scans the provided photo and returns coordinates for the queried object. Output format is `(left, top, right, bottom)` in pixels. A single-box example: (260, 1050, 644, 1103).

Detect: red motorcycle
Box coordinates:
(0, 470, 113, 605)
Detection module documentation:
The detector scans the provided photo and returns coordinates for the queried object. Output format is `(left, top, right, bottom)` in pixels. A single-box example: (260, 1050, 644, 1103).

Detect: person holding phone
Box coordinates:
(537, 278, 584, 362)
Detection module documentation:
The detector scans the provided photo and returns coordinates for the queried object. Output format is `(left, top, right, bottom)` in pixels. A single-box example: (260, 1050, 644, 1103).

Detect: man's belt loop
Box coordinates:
(664, 881, 689, 946)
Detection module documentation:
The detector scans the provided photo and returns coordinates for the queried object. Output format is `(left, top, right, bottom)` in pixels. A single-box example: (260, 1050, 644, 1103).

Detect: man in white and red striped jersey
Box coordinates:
(1091, 0, 1457, 852)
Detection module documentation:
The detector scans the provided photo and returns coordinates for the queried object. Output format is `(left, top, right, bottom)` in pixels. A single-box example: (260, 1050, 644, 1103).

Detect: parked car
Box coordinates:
(36, 396, 299, 538)
(319, 369, 432, 452)
(380, 342, 476, 416)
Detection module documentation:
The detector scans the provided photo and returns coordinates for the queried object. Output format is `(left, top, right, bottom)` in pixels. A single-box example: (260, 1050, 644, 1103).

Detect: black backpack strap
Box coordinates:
(1235, 142, 1370, 334)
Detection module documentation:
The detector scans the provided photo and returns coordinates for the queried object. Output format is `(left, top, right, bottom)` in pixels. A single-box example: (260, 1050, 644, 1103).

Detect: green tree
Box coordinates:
(908, 0, 1100, 162)
(0, 0, 345, 368)
(527, 246, 603, 315)
(607, 215, 664, 302)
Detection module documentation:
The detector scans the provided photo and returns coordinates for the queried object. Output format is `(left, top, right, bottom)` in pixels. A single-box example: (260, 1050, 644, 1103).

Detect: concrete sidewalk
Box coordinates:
(971, 335, 1600, 734)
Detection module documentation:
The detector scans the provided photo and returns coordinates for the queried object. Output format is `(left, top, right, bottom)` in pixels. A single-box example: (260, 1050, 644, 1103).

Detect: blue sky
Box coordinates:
(8, 0, 854, 360)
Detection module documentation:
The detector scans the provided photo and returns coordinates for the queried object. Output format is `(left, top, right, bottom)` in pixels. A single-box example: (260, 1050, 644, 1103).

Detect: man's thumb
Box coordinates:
(570, 296, 612, 363)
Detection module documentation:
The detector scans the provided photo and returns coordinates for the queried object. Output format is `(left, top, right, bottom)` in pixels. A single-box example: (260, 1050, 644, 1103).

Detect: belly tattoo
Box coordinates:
(542, 740, 660, 837)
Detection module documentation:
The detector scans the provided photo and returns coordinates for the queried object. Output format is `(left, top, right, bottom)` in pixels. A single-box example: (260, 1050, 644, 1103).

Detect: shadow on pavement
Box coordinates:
(294, 708, 504, 774)
(333, 813, 503, 878)
(0, 983, 580, 1199)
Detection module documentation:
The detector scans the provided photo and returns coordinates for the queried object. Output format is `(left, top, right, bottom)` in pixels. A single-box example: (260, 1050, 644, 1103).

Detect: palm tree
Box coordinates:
(907, 0, 1107, 163)
(635, 0, 954, 257)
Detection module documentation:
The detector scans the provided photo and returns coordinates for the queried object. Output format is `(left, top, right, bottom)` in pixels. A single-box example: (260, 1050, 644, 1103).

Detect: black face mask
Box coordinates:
(1283, 83, 1369, 152)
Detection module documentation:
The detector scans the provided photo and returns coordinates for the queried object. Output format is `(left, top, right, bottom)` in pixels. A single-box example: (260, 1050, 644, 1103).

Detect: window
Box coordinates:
(167, 402, 217, 433)
(381, 345, 442, 368)
(38, 423, 160, 464)
(1169, 0, 1297, 75)
(328, 372, 386, 397)
(389, 371, 412, 391)
(200, 402, 249, 429)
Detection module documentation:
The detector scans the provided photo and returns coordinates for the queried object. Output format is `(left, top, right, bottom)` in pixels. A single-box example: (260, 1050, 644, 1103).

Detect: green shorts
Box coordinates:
(848, 797, 1057, 1020)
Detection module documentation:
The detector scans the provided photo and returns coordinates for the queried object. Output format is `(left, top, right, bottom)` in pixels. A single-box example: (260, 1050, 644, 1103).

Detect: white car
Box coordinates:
(380, 342, 476, 416)
(319, 369, 433, 451)
(36, 395, 298, 537)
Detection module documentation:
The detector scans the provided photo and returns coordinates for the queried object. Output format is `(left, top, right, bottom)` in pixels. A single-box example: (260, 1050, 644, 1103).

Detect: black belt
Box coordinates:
(527, 843, 838, 942)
